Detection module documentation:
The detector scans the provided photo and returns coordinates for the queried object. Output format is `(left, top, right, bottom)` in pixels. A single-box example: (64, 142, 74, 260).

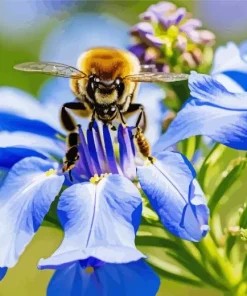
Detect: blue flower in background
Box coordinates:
(40, 13, 130, 66)
(153, 72, 247, 153)
(0, 0, 80, 38)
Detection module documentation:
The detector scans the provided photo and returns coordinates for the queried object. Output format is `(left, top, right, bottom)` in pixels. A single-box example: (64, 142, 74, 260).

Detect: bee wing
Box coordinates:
(125, 72, 189, 83)
(140, 64, 157, 73)
(14, 62, 87, 79)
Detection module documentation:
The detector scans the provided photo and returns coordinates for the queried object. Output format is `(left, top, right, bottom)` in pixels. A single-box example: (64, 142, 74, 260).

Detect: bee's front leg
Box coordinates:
(62, 132, 80, 182)
(124, 103, 147, 132)
(60, 101, 88, 132)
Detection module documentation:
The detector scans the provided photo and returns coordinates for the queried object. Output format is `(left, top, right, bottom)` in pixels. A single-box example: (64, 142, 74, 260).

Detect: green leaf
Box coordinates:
(166, 251, 228, 291)
(147, 254, 203, 287)
(240, 204, 247, 229)
(179, 136, 197, 161)
(197, 143, 227, 191)
(208, 157, 247, 216)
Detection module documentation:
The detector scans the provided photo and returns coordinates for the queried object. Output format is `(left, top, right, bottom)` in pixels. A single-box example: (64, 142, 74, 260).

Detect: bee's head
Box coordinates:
(86, 75, 125, 105)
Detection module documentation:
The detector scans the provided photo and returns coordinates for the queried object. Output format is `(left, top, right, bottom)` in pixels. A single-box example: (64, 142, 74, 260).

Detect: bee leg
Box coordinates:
(119, 111, 127, 125)
(125, 103, 147, 132)
(62, 133, 80, 182)
(60, 102, 87, 132)
(88, 109, 96, 130)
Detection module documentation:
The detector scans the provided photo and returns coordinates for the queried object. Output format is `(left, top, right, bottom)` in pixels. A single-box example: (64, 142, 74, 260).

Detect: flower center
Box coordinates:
(85, 266, 94, 274)
(45, 169, 56, 177)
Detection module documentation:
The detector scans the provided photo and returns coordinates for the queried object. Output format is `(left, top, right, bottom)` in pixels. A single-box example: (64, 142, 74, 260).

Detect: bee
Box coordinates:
(14, 47, 189, 129)
(14, 47, 189, 175)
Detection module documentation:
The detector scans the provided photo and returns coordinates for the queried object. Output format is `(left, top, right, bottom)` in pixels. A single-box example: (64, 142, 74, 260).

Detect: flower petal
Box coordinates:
(118, 124, 136, 180)
(0, 131, 65, 158)
(38, 174, 144, 269)
(0, 146, 47, 169)
(153, 73, 247, 152)
(0, 112, 60, 138)
(47, 260, 160, 296)
(211, 42, 247, 92)
(41, 13, 129, 66)
(0, 157, 64, 268)
(137, 151, 209, 241)
(0, 267, 7, 281)
(0, 87, 61, 132)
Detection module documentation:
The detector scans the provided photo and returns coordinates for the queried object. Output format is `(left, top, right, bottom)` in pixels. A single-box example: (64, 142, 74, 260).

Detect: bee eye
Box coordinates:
(115, 78, 121, 85)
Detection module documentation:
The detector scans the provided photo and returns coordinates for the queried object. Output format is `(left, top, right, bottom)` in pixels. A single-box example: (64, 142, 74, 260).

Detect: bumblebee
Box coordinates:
(14, 47, 189, 175)
(14, 47, 189, 129)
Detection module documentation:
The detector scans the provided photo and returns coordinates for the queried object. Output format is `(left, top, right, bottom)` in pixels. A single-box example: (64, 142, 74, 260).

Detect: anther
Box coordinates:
(85, 266, 94, 274)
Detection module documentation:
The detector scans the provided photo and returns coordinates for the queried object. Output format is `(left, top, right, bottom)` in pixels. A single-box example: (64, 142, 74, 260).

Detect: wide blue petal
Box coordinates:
(0, 131, 65, 157)
(0, 146, 47, 169)
(0, 157, 64, 268)
(0, 87, 61, 132)
(38, 174, 144, 269)
(41, 13, 130, 66)
(153, 73, 247, 152)
(47, 260, 160, 296)
(0, 267, 7, 281)
(137, 151, 209, 241)
(0, 112, 61, 138)
(211, 42, 247, 92)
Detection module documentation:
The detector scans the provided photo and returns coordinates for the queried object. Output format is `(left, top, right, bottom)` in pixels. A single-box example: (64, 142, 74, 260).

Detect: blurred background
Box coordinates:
(0, 0, 247, 295)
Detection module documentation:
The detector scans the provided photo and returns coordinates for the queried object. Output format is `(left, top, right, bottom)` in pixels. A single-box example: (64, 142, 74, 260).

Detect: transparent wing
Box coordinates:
(140, 64, 157, 73)
(14, 62, 87, 79)
(125, 72, 189, 82)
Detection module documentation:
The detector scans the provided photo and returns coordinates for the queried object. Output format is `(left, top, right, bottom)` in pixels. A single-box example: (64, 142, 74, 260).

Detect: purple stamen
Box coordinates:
(78, 125, 96, 177)
(103, 124, 118, 174)
(93, 121, 108, 173)
(87, 129, 102, 176)
(118, 124, 136, 180)
(128, 127, 136, 156)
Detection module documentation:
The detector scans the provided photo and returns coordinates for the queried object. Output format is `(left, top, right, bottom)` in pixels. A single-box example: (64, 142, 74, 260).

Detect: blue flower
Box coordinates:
(211, 42, 247, 92)
(40, 13, 130, 66)
(0, 0, 80, 37)
(46, 260, 160, 296)
(153, 72, 247, 152)
(0, 85, 209, 242)
(0, 132, 161, 293)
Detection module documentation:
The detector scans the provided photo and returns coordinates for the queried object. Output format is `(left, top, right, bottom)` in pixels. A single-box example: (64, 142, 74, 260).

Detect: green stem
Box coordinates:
(198, 234, 240, 289)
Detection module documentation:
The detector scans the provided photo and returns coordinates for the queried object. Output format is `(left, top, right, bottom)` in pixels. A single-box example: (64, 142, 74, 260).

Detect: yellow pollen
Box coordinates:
(85, 266, 94, 274)
(167, 25, 179, 38)
(45, 169, 56, 177)
(90, 173, 112, 184)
